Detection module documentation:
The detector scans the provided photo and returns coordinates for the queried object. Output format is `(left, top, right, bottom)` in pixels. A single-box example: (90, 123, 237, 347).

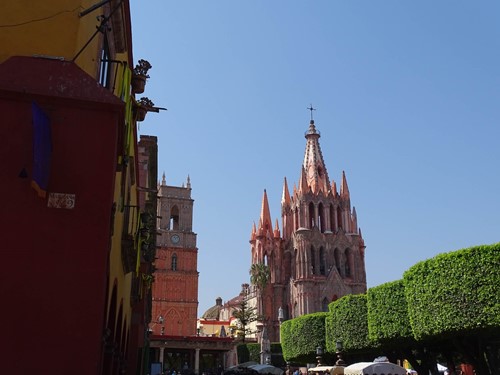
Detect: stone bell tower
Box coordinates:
(151, 174, 198, 336)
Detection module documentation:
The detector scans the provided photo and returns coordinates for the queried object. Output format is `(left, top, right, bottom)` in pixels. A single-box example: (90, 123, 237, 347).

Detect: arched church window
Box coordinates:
(337, 205, 343, 230)
(319, 247, 326, 275)
(322, 297, 329, 312)
(308, 202, 315, 228)
(284, 306, 290, 321)
(310, 245, 315, 275)
(329, 204, 335, 232)
(334, 248, 341, 276)
(318, 203, 325, 233)
(284, 252, 292, 281)
(345, 248, 352, 277)
(171, 253, 178, 271)
(169, 205, 180, 230)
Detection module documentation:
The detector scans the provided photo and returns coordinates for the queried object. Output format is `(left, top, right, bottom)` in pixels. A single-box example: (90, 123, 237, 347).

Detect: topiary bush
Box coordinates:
(281, 312, 328, 364)
(325, 294, 372, 354)
(403, 243, 500, 340)
(367, 279, 413, 345)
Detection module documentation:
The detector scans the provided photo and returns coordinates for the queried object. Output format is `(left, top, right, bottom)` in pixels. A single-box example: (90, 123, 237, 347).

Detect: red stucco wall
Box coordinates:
(0, 57, 123, 374)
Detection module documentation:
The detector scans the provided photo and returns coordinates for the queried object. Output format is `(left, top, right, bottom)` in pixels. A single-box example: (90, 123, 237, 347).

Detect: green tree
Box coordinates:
(281, 312, 328, 364)
(403, 243, 500, 375)
(325, 294, 372, 355)
(367, 280, 437, 375)
(232, 290, 260, 342)
(250, 263, 271, 319)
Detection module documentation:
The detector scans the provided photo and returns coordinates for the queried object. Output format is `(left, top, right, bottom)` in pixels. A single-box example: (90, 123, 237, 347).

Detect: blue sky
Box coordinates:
(130, 1, 500, 316)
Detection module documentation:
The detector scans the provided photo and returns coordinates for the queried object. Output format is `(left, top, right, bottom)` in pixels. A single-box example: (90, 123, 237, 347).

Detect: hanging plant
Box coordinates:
(131, 59, 152, 94)
(133, 59, 152, 77)
(137, 97, 154, 107)
(134, 97, 155, 122)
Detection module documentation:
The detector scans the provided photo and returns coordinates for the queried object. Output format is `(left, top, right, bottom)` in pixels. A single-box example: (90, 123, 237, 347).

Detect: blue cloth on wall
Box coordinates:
(31, 102, 52, 198)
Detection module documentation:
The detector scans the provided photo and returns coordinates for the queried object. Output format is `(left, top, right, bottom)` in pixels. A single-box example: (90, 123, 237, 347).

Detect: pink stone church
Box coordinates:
(250, 118, 367, 342)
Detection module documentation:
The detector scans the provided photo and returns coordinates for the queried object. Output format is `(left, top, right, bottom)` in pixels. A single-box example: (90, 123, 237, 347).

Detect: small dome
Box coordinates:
(201, 297, 223, 320)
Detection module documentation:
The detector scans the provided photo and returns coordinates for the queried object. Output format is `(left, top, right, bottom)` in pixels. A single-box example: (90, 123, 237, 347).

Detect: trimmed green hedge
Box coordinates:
(367, 280, 413, 345)
(280, 312, 328, 363)
(279, 242, 500, 369)
(403, 243, 500, 340)
(236, 343, 260, 363)
(325, 294, 371, 353)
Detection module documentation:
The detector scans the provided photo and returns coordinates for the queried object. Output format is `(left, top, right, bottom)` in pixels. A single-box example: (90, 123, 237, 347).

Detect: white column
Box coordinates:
(195, 348, 200, 375)
(159, 347, 165, 372)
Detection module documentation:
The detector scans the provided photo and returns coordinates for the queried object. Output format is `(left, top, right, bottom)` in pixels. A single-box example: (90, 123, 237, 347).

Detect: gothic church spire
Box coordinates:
(259, 189, 273, 234)
(303, 120, 330, 194)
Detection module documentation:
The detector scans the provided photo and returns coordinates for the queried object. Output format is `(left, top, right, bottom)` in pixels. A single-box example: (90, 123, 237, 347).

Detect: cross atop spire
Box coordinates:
(307, 104, 316, 122)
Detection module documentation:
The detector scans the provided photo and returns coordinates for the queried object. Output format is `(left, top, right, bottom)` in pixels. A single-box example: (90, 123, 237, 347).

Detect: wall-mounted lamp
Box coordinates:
(158, 315, 165, 335)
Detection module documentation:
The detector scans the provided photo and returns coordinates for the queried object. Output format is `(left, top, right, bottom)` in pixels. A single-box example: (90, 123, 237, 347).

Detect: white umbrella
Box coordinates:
(238, 362, 260, 368)
(437, 364, 448, 372)
(344, 362, 407, 375)
(226, 362, 260, 372)
(248, 364, 284, 375)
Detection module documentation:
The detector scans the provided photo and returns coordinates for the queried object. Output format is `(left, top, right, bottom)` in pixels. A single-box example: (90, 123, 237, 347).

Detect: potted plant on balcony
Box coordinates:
(131, 59, 152, 94)
(134, 97, 155, 122)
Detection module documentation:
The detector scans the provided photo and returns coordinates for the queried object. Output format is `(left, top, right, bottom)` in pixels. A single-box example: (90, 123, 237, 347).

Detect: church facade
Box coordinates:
(250, 119, 367, 342)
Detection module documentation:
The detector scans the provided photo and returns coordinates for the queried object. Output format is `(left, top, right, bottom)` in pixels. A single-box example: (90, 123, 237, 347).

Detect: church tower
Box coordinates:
(151, 174, 199, 336)
(250, 118, 367, 342)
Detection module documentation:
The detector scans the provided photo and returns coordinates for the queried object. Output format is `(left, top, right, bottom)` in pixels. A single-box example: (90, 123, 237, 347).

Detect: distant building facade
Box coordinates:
(149, 177, 239, 374)
(250, 119, 367, 342)
(199, 284, 256, 340)
(151, 174, 199, 336)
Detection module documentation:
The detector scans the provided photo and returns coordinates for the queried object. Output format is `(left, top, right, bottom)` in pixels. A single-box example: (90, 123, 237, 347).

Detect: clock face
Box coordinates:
(171, 234, 180, 244)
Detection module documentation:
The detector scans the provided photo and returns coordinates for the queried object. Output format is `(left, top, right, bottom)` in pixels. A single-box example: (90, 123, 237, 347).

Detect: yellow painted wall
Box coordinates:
(106, 53, 138, 341)
(0, 0, 107, 78)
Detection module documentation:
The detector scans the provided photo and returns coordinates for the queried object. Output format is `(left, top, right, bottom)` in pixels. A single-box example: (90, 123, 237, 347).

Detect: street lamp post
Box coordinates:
(335, 341, 345, 366)
(159, 315, 164, 335)
(316, 346, 323, 366)
(157, 316, 166, 375)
